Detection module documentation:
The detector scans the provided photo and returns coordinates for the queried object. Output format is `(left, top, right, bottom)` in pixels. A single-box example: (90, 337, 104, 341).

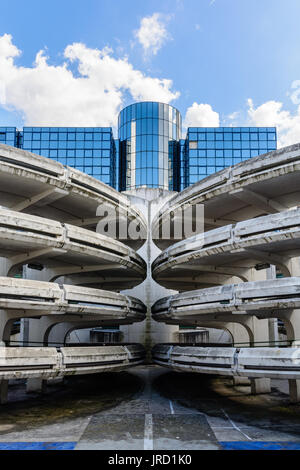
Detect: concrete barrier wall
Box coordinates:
(152, 143, 300, 249)
(152, 344, 300, 380)
(0, 144, 147, 249)
(0, 344, 145, 380)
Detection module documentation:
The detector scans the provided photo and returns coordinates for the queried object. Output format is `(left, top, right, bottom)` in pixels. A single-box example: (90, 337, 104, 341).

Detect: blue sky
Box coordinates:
(0, 0, 300, 146)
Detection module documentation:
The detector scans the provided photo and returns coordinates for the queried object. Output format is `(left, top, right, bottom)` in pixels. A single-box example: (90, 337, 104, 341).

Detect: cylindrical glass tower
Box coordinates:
(118, 101, 182, 191)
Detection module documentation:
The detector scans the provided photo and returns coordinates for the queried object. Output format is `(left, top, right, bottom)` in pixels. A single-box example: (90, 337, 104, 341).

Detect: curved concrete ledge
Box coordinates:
(0, 144, 147, 249)
(152, 277, 300, 324)
(152, 143, 300, 248)
(0, 344, 145, 381)
(0, 277, 146, 324)
(152, 208, 300, 289)
(0, 208, 146, 289)
(152, 344, 300, 380)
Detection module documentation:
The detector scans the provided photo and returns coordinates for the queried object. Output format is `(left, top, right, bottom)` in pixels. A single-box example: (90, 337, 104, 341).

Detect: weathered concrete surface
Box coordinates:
(120, 188, 179, 352)
(0, 208, 146, 289)
(152, 277, 300, 324)
(2, 366, 300, 449)
(0, 344, 145, 384)
(152, 208, 300, 289)
(0, 144, 147, 249)
(152, 344, 300, 383)
(0, 277, 146, 344)
(152, 143, 300, 249)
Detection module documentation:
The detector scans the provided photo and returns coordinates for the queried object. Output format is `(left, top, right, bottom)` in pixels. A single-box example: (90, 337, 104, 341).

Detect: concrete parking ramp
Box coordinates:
(152, 143, 300, 249)
(0, 144, 147, 249)
(152, 277, 300, 324)
(0, 208, 146, 289)
(0, 277, 146, 343)
(0, 344, 145, 402)
(152, 208, 300, 289)
(152, 344, 300, 381)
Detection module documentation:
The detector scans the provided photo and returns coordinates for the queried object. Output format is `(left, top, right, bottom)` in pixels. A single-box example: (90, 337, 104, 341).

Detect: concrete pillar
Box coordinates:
(0, 380, 8, 404)
(26, 378, 47, 394)
(279, 259, 300, 402)
(0, 310, 17, 346)
(225, 322, 251, 347)
(267, 265, 279, 345)
(233, 377, 251, 386)
(121, 189, 179, 352)
(251, 378, 271, 394)
(289, 379, 300, 403)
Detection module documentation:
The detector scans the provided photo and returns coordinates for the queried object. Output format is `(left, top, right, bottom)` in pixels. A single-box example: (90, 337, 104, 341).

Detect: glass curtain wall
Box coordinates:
(118, 101, 181, 191)
(21, 127, 116, 187)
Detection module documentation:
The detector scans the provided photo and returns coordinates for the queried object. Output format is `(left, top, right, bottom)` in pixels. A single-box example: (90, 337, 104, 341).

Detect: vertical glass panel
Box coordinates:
(164, 103, 169, 121)
(147, 134, 153, 151)
(159, 119, 163, 136)
(159, 103, 164, 119)
(147, 101, 153, 117)
(141, 102, 147, 118)
(153, 102, 158, 118)
(137, 102, 142, 119)
(131, 104, 136, 120)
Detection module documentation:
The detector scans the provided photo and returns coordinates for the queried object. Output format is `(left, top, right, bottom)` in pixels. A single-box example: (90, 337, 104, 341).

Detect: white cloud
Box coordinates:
(247, 95, 300, 148)
(290, 80, 300, 105)
(183, 102, 220, 128)
(0, 33, 179, 126)
(134, 13, 171, 56)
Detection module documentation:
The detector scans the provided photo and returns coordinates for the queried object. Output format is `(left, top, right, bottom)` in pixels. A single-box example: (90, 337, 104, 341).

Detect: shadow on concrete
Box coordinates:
(0, 372, 143, 432)
(152, 370, 300, 427)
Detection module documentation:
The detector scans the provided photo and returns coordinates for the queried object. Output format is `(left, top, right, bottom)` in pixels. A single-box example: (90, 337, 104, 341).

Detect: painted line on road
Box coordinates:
(0, 442, 76, 450)
(220, 441, 300, 450)
(221, 408, 252, 441)
(169, 400, 175, 415)
(144, 414, 153, 450)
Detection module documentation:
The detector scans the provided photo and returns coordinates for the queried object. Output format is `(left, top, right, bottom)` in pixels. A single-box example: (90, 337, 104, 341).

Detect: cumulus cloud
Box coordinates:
(134, 13, 171, 56)
(183, 102, 220, 128)
(0, 33, 179, 126)
(247, 94, 300, 148)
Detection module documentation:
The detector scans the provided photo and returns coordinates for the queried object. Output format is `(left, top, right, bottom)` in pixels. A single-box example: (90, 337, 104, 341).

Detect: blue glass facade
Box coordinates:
(118, 102, 181, 191)
(0, 127, 18, 147)
(185, 126, 277, 187)
(21, 127, 116, 187)
(0, 102, 277, 192)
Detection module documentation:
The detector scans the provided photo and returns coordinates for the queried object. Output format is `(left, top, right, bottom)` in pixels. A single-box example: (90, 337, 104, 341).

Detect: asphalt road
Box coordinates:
(0, 365, 300, 450)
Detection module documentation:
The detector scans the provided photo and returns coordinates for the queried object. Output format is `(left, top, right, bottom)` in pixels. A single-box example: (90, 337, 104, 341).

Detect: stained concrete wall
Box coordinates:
(120, 188, 179, 352)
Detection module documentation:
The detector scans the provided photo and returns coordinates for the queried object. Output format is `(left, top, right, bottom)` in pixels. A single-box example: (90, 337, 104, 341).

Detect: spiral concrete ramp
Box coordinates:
(151, 142, 300, 403)
(0, 145, 147, 403)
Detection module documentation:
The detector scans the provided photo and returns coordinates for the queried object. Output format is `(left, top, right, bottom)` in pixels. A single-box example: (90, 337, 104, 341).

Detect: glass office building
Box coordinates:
(21, 127, 116, 188)
(185, 126, 277, 188)
(0, 127, 18, 147)
(0, 101, 277, 192)
(118, 102, 181, 191)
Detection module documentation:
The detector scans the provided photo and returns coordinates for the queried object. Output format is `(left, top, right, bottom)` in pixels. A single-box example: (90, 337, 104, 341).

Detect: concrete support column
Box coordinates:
(280, 310, 300, 403)
(267, 265, 279, 345)
(26, 378, 47, 394)
(281, 258, 300, 403)
(289, 379, 300, 404)
(251, 378, 271, 394)
(0, 380, 8, 404)
(233, 377, 251, 386)
(225, 318, 271, 393)
(0, 310, 17, 346)
(26, 317, 58, 393)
